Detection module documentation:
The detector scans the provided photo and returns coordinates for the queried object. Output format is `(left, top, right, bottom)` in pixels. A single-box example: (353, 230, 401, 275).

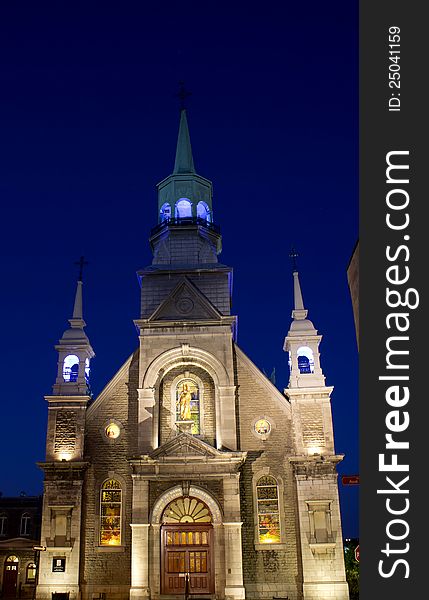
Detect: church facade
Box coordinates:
(36, 110, 349, 600)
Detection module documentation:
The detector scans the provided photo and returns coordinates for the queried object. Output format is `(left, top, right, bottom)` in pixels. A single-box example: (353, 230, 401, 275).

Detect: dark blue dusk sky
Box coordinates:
(0, 2, 358, 536)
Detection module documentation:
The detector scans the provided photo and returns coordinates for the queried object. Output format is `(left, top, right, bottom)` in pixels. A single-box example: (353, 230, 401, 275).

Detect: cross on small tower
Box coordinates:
(177, 81, 192, 110)
(74, 256, 88, 282)
(289, 247, 299, 272)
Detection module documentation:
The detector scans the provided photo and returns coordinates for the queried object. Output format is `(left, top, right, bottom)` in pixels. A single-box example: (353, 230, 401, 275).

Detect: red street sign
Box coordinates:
(342, 475, 360, 485)
(355, 545, 360, 562)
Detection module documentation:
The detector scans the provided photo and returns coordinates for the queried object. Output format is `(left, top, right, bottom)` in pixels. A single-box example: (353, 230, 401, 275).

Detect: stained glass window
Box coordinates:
(255, 419, 271, 435)
(105, 423, 120, 439)
(176, 379, 200, 434)
(100, 479, 122, 546)
(256, 476, 281, 544)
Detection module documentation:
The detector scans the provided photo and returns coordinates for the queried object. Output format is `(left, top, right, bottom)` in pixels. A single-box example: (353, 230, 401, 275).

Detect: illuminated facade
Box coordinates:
(37, 110, 349, 600)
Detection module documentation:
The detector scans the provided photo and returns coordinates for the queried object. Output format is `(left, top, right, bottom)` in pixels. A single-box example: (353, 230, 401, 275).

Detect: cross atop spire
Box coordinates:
(289, 247, 299, 272)
(75, 256, 88, 282)
(177, 81, 192, 111)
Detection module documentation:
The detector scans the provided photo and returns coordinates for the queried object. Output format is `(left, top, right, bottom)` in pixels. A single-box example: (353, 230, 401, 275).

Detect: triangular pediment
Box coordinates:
(148, 277, 222, 322)
(150, 433, 224, 459)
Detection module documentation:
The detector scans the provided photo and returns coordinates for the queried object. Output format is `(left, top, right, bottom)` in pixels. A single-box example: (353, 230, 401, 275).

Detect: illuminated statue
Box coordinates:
(178, 383, 192, 421)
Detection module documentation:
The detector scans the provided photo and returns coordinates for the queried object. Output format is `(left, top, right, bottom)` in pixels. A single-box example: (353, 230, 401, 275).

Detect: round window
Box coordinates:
(254, 419, 271, 435)
(105, 423, 120, 439)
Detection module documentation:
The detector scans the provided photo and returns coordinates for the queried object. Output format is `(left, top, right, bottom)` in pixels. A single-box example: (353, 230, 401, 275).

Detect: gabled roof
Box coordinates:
(86, 350, 137, 420)
(150, 432, 225, 459)
(129, 433, 247, 475)
(148, 276, 223, 322)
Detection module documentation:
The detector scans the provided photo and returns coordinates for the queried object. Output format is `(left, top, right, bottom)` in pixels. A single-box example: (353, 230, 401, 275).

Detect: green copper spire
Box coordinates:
(173, 109, 195, 174)
(156, 109, 214, 225)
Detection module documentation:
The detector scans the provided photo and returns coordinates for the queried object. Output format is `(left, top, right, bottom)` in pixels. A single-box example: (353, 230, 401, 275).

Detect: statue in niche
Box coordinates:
(177, 382, 192, 421)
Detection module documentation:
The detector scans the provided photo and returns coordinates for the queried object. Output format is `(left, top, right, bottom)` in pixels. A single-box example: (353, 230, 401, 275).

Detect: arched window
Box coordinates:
(256, 476, 280, 544)
(63, 354, 79, 382)
(175, 198, 192, 219)
(176, 379, 200, 434)
(100, 479, 122, 546)
(20, 513, 31, 536)
(0, 513, 7, 536)
(160, 202, 172, 222)
(196, 201, 211, 222)
(26, 562, 37, 583)
(297, 346, 314, 374)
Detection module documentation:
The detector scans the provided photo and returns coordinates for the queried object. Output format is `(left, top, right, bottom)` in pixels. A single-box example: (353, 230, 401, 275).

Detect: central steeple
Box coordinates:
(156, 109, 214, 224)
(138, 109, 232, 322)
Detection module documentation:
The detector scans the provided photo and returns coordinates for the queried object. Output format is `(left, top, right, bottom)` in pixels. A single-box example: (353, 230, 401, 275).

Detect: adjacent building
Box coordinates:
(0, 494, 42, 598)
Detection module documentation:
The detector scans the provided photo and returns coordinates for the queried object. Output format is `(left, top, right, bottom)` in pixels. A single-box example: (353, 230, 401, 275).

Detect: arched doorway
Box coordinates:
(161, 497, 213, 595)
(3, 555, 19, 597)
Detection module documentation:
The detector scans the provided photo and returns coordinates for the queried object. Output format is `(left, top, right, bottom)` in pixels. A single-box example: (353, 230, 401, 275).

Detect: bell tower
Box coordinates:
(285, 268, 349, 600)
(149, 108, 222, 268)
(37, 272, 94, 600)
(135, 107, 237, 452)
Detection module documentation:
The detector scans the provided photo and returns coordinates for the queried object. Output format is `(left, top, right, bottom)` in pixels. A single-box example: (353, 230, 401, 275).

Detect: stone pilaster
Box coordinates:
(223, 523, 245, 600)
(223, 475, 245, 600)
(130, 525, 150, 599)
(130, 479, 150, 599)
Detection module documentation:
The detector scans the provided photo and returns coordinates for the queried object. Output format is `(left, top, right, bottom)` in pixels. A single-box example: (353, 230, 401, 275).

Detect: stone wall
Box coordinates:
(234, 346, 303, 599)
(79, 351, 140, 598)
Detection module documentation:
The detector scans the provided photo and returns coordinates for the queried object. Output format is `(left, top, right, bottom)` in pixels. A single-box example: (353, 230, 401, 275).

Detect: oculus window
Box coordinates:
(254, 419, 271, 435)
(105, 423, 120, 440)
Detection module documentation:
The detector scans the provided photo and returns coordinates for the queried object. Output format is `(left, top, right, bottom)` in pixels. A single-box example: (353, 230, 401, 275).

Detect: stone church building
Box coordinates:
(36, 110, 349, 600)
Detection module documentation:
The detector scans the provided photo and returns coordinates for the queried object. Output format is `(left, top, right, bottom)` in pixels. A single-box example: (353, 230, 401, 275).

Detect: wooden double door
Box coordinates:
(162, 524, 214, 595)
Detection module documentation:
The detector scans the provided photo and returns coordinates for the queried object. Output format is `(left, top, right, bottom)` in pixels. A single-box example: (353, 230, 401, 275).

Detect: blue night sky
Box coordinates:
(0, 2, 358, 537)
